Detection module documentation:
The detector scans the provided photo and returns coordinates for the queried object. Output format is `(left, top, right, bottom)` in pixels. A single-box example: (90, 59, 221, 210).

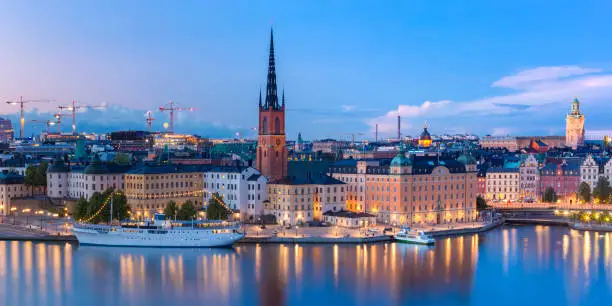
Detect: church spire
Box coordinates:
(264, 28, 279, 110)
(282, 88, 285, 107)
(258, 89, 262, 107)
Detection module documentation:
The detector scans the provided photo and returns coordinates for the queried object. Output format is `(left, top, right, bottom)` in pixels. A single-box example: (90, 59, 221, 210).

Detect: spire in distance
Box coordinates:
(264, 28, 280, 110)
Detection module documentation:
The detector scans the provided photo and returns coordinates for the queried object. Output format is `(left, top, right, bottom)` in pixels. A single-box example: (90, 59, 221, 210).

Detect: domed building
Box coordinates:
(390, 146, 412, 174)
(418, 122, 432, 148)
(456, 152, 477, 172)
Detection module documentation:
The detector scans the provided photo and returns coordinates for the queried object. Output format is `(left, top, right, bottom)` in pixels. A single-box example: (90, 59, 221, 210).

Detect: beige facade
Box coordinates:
(0, 180, 32, 215)
(330, 153, 479, 227)
(486, 168, 520, 202)
(124, 166, 203, 218)
(265, 181, 345, 226)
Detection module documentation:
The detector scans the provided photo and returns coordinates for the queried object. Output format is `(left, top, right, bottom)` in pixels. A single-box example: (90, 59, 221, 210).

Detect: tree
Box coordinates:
(542, 187, 556, 203)
(593, 177, 612, 204)
(24, 165, 36, 186)
(578, 182, 592, 203)
(74, 197, 89, 221)
(178, 200, 197, 220)
(206, 193, 231, 220)
(109, 189, 130, 221)
(476, 195, 488, 211)
(34, 161, 48, 188)
(164, 200, 178, 219)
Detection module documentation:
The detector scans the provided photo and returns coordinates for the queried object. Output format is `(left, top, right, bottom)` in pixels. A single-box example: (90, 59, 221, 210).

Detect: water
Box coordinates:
(0, 225, 611, 306)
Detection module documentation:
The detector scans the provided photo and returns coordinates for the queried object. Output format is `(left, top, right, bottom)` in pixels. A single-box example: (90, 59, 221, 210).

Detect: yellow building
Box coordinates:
(418, 122, 433, 148)
(0, 172, 32, 215)
(124, 163, 203, 218)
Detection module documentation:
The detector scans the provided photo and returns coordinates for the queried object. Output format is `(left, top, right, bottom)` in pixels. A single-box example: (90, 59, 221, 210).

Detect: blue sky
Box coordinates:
(1, 1, 611, 140)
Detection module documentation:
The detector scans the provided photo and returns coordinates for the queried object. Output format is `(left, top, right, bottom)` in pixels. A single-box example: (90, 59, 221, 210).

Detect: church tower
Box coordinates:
(565, 98, 585, 149)
(256, 29, 288, 181)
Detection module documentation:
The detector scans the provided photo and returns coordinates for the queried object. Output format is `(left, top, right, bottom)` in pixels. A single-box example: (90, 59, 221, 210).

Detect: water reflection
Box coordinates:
(1, 226, 612, 305)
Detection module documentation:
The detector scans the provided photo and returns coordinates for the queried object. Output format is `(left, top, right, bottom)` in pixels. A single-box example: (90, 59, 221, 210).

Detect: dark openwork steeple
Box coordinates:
(263, 28, 280, 110)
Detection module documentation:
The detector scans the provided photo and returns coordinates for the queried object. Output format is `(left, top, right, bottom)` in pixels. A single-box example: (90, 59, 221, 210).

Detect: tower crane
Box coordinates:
(30, 119, 57, 134)
(53, 112, 72, 134)
(158, 100, 197, 133)
(5, 96, 54, 138)
(145, 111, 155, 133)
(345, 132, 365, 147)
(57, 100, 105, 134)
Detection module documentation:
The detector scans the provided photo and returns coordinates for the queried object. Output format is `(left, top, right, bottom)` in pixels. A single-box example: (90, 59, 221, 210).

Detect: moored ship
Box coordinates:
(72, 213, 244, 247)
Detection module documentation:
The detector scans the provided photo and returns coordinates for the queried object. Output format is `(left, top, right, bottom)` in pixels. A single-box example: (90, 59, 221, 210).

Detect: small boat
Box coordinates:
(72, 213, 244, 248)
(394, 227, 435, 245)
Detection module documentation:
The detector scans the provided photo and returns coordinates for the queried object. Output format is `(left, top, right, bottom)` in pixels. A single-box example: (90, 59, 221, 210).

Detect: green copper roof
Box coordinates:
(47, 156, 70, 173)
(391, 147, 412, 167)
(456, 153, 477, 165)
(84, 154, 109, 174)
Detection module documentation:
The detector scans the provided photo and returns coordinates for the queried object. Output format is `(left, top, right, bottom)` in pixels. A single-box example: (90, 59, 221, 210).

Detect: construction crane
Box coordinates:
(5, 96, 54, 138)
(57, 100, 105, 134)
(53, 112, 72, 134)
(159, 100, 197, 133)
(30, 119, 57, 134)
(145, 111, 155, 133)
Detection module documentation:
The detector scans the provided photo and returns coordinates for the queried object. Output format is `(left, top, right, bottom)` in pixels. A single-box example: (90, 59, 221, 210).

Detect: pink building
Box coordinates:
(539, 161, 580, 203)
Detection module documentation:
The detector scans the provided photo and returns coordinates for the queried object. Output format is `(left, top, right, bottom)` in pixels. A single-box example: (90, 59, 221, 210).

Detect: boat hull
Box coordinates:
(73, 227, 244, 248)
(394, 236, 435, 245)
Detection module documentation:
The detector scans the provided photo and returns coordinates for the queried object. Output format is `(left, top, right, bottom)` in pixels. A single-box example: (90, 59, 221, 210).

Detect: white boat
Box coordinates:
(72, 213, 244, 247)
(394, 228, 435, 245)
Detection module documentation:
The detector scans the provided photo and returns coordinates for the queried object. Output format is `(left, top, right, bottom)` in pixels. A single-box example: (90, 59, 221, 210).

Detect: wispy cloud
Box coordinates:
(367, 65, 612, 136)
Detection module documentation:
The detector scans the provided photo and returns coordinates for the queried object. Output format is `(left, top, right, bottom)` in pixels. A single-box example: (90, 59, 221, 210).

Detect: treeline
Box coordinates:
(73, 188, 130, 223)
(578, 177, 612, 204)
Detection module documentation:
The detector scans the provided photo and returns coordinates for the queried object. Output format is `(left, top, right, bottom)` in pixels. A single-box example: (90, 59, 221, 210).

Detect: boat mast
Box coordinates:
(110, 193, 113, 225)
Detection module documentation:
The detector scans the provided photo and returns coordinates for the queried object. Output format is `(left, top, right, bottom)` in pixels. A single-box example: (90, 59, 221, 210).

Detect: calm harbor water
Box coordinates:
(1, 225, 611, 306)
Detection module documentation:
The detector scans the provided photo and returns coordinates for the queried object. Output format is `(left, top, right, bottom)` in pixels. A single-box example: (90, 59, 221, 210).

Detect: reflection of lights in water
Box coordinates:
(24, 241, 33, 291)
(563, 235, 569, 260)
(64, 243, 72, 291)
(457, 236, 464, 273)
(471, 234, 479, 267)
(52, 245, 62, 299)
(37, 243, 47, 292)
(294, 244, 302, 282)
(255, 244, 261, 282)
(333, 244, 339, 287)
(445, 238, 451, 283)
(502, 229, 509, 275)
(0, 242, 6, 279)
(584, 231, 591, 281)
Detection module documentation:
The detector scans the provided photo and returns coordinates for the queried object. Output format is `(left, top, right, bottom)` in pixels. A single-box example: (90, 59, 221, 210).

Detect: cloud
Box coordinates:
(491, 128, 512, 136)
(341, 104, 356, 112)
(492, 66, 603, 89)
(2, 104, 241, 137)
(367, 65, 612, 136)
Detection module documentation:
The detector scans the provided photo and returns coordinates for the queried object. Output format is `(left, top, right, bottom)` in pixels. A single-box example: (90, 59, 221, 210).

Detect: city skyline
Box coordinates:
(1, 1, 612, 139)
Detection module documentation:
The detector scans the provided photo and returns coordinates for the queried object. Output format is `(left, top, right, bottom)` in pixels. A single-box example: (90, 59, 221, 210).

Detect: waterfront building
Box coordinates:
(124, 163, 203, 218)
(330, 149, 478, 226)
(264, 174, 346, 226)
(246, 173, 268, 220)
(485, 167, 519, 202)
(46, 156, 71, 199)
(202, 166, 267, 220)
(539, 160, 580, 202)
(580, 154, 600, 191)
(256, 29, 288, 182)
(323, 210, 376, 228)
(0, 172, 31, 215)
(0, 117, 13, 143)
(519, 154, 540, 201)
(566, 98, 585, 149)
(47, 155, 130, 200)
(476, 170, 486, 197)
